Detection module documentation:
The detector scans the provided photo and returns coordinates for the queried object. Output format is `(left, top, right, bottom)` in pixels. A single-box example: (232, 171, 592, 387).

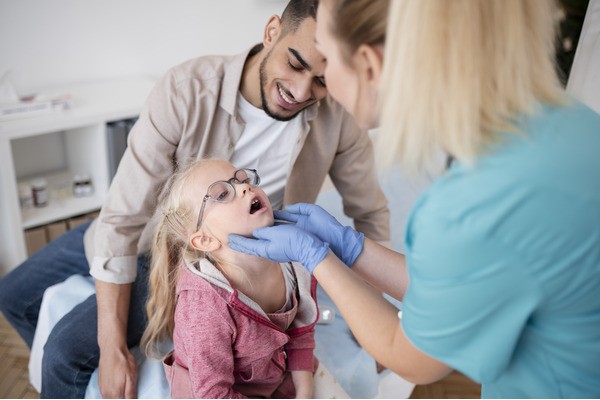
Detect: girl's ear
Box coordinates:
(190, 232, 221, 252)
(355, 44, 384, 90)
(263, 15, 282, 49)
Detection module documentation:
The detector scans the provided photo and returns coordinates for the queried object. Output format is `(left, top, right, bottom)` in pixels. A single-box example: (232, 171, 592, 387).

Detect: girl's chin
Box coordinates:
(234, 223, 274, 238)
(255, 213, 275, 228)
(254, 220, 275, 231)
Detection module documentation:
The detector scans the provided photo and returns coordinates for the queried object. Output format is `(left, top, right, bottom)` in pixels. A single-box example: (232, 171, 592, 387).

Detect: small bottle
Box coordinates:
(18, 182, 34, 209)
(73, 174, 93, 197)
(31, 178, 49, 207)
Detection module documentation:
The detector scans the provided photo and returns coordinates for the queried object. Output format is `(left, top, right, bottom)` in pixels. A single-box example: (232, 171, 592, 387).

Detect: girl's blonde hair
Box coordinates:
(379, 0, 565, 173)
(140, 160, 207, 358)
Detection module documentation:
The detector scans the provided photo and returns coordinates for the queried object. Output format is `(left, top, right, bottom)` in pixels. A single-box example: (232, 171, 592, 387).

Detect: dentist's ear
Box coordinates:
(355, 43, 384, 90)
(190, 233, 221, 252)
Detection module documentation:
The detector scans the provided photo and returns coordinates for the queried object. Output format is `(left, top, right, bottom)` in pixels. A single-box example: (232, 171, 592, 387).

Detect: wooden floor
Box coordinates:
(410, 372, 480, 399)
(0, 312, 480, 399)
(0, 313, 38, 398)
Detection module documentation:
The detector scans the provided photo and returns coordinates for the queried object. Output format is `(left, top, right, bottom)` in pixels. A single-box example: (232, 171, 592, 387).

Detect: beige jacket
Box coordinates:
(85, 47, 389, 284)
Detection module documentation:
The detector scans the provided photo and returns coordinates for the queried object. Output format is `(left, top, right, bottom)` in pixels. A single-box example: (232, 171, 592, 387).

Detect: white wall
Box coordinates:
(567, 0, 600, 114)
(0, 0, 286, 94)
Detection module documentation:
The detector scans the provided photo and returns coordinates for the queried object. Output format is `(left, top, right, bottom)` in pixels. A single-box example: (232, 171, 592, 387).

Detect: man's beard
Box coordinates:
(259, 54, 303, 122)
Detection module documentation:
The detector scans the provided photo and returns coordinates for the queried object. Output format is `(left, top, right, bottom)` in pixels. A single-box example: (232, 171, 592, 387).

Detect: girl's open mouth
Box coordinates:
(249, 198, 264, 214)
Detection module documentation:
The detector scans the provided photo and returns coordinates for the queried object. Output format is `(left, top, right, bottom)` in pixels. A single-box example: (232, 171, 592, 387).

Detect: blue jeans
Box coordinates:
(0, 220, 150, 398)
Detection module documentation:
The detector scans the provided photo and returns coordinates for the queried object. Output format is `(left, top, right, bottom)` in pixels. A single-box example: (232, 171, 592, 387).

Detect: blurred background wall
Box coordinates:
(0, 0, 285, 94)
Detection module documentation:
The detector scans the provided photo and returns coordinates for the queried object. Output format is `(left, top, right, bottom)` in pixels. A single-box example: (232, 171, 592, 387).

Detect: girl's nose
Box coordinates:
(236, 182, 252, 196)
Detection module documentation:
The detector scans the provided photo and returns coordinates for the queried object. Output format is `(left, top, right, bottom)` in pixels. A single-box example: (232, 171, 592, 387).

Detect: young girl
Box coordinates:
(140, 159, 319, 398)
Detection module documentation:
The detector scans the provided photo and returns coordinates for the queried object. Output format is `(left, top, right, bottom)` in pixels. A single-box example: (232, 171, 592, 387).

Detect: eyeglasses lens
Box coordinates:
(208, 182, 234, 202)
(235, 169, 259, 185)
(206, 169, 260, 203)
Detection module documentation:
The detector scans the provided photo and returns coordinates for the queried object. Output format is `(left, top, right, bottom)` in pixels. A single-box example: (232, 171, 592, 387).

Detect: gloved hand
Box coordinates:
(275, 203, 365, 267)
(228, 224, 330, 273)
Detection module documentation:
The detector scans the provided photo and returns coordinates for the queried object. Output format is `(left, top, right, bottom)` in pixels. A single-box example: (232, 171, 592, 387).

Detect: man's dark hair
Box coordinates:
(280, 0, 319, 35)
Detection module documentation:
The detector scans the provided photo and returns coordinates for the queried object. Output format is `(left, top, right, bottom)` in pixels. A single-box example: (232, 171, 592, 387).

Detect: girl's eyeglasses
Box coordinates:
(195, 168, 260, 230)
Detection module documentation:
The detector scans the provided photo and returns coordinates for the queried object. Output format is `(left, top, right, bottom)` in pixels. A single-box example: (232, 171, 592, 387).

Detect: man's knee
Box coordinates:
(44, 295, 100, 367)
(0, 275, 10, 310)
(43, 325, 98, 371)
(42, 333, 70, 370)
(41, 330, 96, 399)
(0, 265, 29, 315)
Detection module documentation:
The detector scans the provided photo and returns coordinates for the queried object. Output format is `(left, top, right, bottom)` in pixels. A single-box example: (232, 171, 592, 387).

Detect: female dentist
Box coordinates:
(230, 0, 600, 397)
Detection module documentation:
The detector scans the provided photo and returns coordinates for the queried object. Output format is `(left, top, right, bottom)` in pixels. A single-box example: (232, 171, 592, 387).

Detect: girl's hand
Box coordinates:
(291, 370, 314, 399)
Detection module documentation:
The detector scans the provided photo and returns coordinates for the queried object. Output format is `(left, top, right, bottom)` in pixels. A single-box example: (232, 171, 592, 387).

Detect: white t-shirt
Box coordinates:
(230, 92, 303, 210)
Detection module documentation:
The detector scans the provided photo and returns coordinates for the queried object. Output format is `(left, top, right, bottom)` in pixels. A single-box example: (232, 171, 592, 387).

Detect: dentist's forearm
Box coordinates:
(351, 238, 409, 301)
(312, 253, 450, 384)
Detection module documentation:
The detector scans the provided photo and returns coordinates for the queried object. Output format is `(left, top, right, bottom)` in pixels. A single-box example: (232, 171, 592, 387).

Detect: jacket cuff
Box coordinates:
(285, 348, 316, 371)
(89, 255, 137, 284)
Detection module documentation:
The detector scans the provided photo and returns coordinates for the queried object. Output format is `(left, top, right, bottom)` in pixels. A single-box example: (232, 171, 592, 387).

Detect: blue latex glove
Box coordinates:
(228, 224, 330, 273)
(275, 203, 365, 267)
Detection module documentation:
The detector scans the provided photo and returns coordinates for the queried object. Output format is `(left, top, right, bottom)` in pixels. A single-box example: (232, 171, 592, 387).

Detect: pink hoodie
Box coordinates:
(163, 259, 319, 398)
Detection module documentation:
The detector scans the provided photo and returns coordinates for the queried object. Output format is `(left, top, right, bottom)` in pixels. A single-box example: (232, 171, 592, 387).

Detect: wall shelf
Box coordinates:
(19, 168, 105, 229)
(0, 77, 155, 274)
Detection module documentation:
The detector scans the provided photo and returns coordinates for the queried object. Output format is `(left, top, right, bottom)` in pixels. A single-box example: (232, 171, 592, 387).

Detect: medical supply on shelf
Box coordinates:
(31, 178, 48, 207)
(18, 182, 34, 209)
(73, 174, 93, 197)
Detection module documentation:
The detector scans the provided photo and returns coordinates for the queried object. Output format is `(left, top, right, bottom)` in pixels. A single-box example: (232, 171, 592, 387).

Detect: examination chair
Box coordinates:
(29, 163, 428, 398)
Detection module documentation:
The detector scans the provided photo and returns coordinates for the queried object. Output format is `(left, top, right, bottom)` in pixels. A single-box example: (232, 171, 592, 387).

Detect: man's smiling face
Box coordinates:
(259, 17, 327, 121)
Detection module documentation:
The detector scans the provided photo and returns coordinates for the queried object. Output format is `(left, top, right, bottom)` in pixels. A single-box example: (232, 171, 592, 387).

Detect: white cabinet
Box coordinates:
(0, 77, 155, 275)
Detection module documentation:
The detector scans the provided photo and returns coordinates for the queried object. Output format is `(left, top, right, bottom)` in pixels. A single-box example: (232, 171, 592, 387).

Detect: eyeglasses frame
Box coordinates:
(195, 168, 260, 231)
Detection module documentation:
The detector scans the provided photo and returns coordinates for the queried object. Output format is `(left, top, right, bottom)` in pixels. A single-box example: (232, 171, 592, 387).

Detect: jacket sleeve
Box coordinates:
(285, 325, 316, 371)
(175, 290, 248, 399)
(88, 68, 186, 283)
(329, 108, 390, 242)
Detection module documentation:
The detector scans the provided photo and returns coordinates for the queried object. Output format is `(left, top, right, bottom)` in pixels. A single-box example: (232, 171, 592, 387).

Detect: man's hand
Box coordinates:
(98, 346, 138, 398)
(96, 280, 137, 398)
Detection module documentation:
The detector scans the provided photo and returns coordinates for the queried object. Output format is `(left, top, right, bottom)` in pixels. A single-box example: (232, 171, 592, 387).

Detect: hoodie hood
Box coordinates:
(180, 258, 318, 328)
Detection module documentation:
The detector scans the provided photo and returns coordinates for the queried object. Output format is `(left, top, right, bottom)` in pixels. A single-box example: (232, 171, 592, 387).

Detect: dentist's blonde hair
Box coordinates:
(323, 0, 389, 62)
(378, 0, 565, 173)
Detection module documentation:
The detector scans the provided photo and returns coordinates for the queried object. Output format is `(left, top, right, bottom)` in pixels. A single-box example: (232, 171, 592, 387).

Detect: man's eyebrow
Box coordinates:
(288, 48, 311, 71)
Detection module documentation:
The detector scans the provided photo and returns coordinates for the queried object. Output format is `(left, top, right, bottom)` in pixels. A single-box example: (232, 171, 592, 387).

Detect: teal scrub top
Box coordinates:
(402, 100, 600, 398)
